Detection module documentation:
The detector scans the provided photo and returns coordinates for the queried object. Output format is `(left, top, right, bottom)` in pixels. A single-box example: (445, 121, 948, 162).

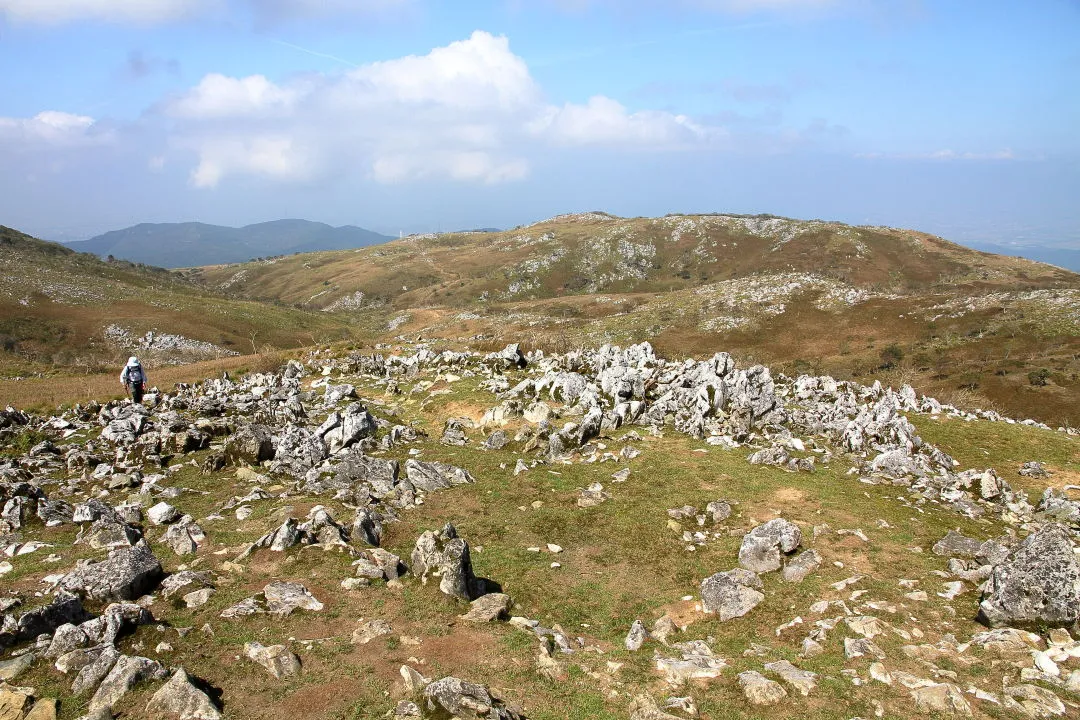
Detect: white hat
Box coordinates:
(127, 356, 140, 366)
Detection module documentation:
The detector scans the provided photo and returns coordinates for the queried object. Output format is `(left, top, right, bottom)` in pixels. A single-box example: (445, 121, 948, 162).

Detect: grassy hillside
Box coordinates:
(0, 225, 364, 379)
(189, 213, 1080, 426)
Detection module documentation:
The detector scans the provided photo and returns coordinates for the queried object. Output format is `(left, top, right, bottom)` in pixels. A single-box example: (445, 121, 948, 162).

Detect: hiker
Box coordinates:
(120, 356, 148, 403)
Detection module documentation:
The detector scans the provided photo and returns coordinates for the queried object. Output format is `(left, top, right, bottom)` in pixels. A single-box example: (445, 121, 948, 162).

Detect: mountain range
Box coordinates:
(66, 219, 394, 268)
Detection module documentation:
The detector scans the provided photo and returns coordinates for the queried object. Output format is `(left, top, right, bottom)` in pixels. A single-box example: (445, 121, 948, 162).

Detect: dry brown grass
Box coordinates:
(0, 350, 292, 412)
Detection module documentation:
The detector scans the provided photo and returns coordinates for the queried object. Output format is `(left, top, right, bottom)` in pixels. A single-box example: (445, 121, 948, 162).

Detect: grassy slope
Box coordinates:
(0, 225, 362, 378)
(186, 214, 1080, 426)
(4, 357, 1079, 720)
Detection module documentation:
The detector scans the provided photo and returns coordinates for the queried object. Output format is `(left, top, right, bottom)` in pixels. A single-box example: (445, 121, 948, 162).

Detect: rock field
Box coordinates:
(0, 341, 1079, 719)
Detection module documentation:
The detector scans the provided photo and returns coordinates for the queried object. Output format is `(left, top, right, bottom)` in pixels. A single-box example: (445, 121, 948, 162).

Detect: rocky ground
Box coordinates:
(1, 341, 1079, 719)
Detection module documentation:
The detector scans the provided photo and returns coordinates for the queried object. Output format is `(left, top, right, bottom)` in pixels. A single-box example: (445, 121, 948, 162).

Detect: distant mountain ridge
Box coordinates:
(68, 219, 394, 268)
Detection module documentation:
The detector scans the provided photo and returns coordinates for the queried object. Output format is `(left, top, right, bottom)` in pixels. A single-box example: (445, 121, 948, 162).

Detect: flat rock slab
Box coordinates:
(910, 683, 971, 716)
(461, 594, 512, 623)
(763, 660, 817, 696)
(737, 670, 787, 705)
(263, 581, 324, 617)
(351, 619, 393, 645)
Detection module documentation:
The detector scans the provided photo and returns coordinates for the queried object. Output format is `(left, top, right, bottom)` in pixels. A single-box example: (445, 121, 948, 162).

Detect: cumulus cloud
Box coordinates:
(0, 111, 110, 146)
(0, 0, 209, 24)
(167, 74, 300, 118)
(164, 30, 722, 188)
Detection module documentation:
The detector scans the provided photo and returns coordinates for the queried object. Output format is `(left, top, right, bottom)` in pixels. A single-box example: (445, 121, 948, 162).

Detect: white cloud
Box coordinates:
(167, 74, 299, 118)
(0, 111, 109, 146)
(165, 31, 725, 188)
(187, 135, 310, 188)
(0, 0, 208, 24)
(531, 95, 715, 146)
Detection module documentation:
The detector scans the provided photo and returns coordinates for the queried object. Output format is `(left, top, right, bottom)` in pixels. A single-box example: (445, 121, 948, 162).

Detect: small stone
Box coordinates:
(244, 642, 301, 679)
(183, 588, 214, 609)
(351, 619, 393, 645)
(625, 620, 649, 651)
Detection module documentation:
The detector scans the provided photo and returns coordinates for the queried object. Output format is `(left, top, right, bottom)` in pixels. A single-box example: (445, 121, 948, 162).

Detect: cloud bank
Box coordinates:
(161, 31, 724, 187)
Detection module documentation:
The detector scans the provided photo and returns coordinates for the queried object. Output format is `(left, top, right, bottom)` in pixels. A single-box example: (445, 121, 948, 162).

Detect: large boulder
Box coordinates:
(59, 541, 163, 602)
(978, 523, 1080, 630)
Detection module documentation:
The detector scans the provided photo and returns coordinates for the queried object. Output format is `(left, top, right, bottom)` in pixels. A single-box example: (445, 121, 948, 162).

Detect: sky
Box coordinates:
(0, 0, 1077, 252)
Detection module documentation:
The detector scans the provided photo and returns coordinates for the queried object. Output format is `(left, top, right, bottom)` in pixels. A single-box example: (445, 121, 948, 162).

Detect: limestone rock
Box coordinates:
(978, 524, 1080, 630)
(351, 619, 393, 645)
(263, 581, 324, 617)
(700, 569, 764, 621)
(461, 593, 511, 623)
(781, 549, 821, 583)
(59, 541, 163, 602)
(738, 519, 801, 573)
(763, 660, 817, 696)
(737, 670, 787, 705)
(625, 619, 649, 651)
(145, 667, 222, 720)
(1004, 684, 1065, 717)
(0, 687, 32, 720)
(89, 655, 169, 715)
(932, 530, 982, 558)
(910, 683, 971, 716)
(422, 677, 523, 720)
(244, 642, 301, 679)
(629, 694, 683, 720)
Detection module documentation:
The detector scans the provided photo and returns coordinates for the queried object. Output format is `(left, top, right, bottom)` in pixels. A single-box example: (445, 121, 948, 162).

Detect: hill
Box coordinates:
(0, 225, 362, 378)
(188, 212, 1080, 426)
(68, 219, 394, 268)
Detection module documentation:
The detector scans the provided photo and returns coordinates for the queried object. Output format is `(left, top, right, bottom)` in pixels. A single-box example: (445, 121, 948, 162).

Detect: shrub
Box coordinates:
(879, 343, 904, 369)
(1028, 368, 1051, 386)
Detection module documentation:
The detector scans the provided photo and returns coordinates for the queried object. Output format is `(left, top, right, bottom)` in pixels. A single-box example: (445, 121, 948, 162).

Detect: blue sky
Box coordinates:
(0, 0, 1077, 253)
